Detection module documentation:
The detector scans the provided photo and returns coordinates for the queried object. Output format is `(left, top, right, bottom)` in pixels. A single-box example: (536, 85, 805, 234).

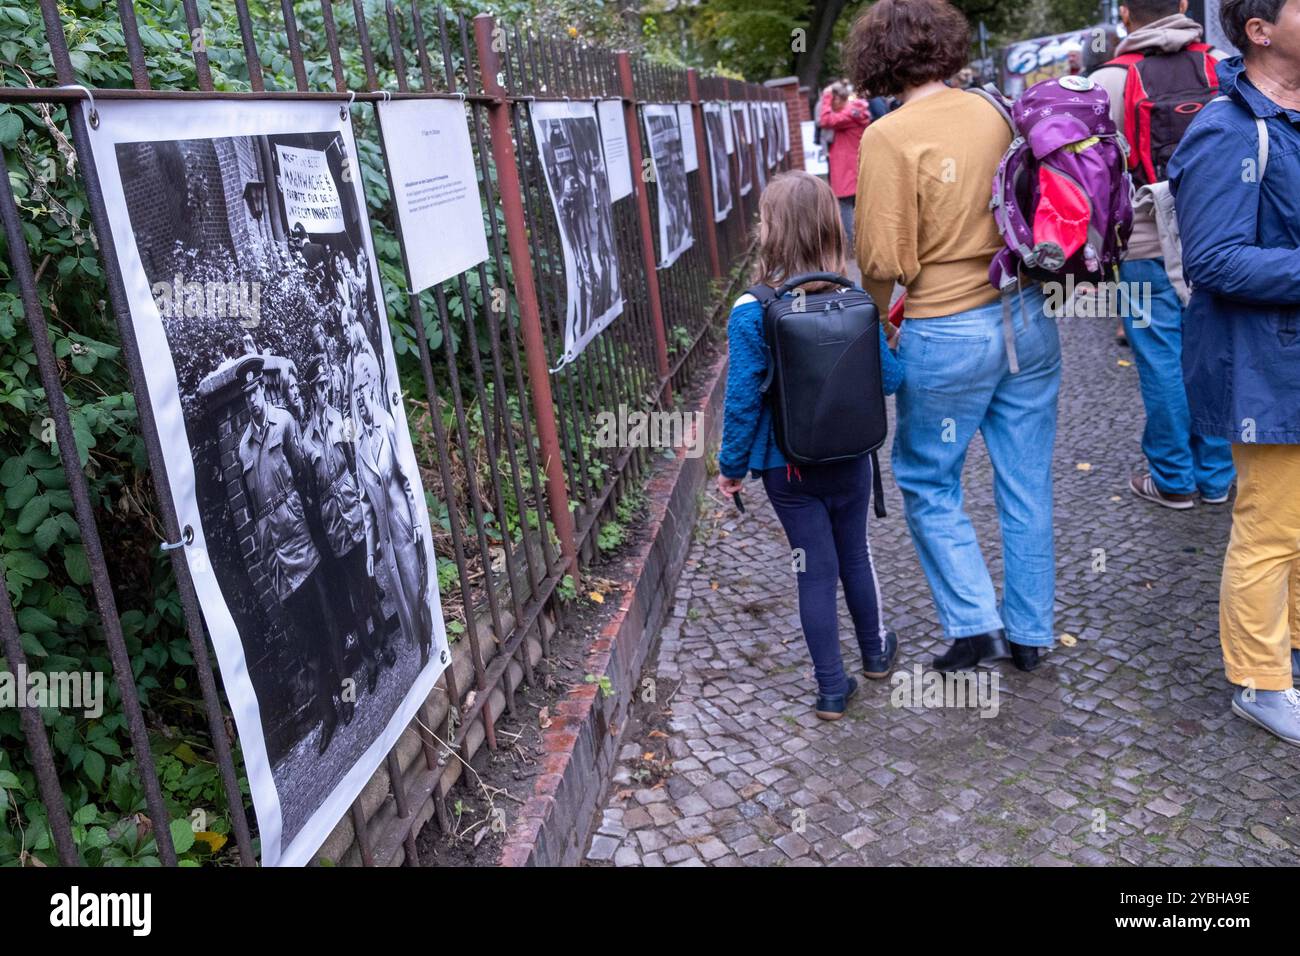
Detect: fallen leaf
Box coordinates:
(648, 730, 668, 739)
(1118, 359, 1133, 367)
(194, 831, 227, 853)
(538, 706, 552, 729)
(643, 752, 655, 761)
(473, 826, 489, 847)
(710, 581, 719, 590)
(1076, 462, 1092, 471)
(1110, 495, 1121, 502)
(588, 591, 605, 604)
(1060, 633, 1078, 647)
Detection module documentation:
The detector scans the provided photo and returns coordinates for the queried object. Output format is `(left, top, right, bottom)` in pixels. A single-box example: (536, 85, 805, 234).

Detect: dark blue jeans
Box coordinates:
(762, 455, 885, 697)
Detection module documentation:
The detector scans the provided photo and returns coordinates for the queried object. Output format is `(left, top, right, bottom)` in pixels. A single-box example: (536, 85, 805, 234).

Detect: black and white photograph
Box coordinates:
(643, 104, 694, 269)
(703, 102, 733, 223)
(750, 102, 768, 193)
(81, 99, 450, 867)
(731, 102, 753, 197)
(530, 100, 624, 367)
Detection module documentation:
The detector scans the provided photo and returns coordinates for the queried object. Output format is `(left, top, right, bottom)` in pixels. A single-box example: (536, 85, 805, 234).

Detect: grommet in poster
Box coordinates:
(161, 524, 194, 552)
(63, 84, 98, 129)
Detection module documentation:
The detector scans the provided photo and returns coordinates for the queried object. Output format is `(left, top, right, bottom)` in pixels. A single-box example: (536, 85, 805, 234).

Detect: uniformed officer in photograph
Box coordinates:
(302, 355, 394, 692)
(236, 354, 349, 753)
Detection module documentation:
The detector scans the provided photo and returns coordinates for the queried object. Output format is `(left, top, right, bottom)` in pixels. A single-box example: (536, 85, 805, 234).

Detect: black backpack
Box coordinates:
(1102, 43, 1221, 187)
(749, 272, 888, 516)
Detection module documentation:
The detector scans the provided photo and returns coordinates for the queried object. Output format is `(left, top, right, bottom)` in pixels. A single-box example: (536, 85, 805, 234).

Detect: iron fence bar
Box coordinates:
(409, 1, 434, 92)
(232, 0, 266, 92)
(0, 594, 80, 865)
(617, 51, 672, 409)
(320, 0, 348, 93)
(459, 35, 556, 594)
(474, 13, 579, 586)
(384, 1, 409, 94)
(351, 0, 380, 91)
(115, 0, 150, 90)
(181, 0, 214, 92)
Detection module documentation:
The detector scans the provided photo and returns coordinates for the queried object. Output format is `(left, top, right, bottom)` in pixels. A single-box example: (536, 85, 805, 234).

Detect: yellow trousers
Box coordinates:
(1221, 443, 1300, 691)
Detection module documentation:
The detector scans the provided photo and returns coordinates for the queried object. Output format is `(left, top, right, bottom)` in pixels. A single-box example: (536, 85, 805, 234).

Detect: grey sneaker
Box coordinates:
(1231, 686, 1300, 746)
(1129, 472, 1196, 510)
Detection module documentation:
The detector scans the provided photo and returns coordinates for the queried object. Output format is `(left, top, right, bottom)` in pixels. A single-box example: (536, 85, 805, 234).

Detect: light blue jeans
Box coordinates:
(1119, 258, 1234, 498)
(892, 286, 1060, 648)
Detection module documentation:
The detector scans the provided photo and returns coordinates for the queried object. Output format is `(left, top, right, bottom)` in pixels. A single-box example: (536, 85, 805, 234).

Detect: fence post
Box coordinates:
(473, 14, 579, 585)
(687, 68, 722, 281)
(616, 50, 673, 408)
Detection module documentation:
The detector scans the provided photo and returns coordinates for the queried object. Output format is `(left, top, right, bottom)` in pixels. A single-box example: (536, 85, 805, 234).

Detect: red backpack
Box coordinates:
(1104, 43, 1220, 186)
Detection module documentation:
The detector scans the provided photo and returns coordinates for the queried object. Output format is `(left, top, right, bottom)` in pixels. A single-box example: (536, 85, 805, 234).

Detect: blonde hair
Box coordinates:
(752, 171, 848, 291)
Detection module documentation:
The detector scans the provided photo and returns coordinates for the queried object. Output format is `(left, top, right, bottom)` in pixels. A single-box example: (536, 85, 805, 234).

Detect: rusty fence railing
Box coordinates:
(0, 0, 791, 866)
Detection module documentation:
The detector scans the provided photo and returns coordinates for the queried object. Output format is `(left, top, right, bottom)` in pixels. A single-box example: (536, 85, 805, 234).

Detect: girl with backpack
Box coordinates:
(716, 170, 903, 721)
(845, 0, 1064, 674)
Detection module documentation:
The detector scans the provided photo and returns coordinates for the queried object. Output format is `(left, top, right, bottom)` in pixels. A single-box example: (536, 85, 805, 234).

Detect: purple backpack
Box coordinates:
(976, 76, 1134, 289)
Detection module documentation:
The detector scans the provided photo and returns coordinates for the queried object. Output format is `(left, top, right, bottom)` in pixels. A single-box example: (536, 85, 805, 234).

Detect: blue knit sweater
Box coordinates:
(718, 298, 903, 479)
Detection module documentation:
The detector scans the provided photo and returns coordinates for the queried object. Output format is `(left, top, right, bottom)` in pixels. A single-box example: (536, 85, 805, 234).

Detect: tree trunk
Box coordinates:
(795, 0, 849, 99)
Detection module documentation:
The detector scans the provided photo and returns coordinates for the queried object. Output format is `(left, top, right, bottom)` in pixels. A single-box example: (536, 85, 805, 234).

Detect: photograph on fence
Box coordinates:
(81, 99, 450, 867)
(703, 102, 733, 223)
(375, 98, 489, 294)
(764, 103, 778, 169)
(732, 102, 753, 196)
(529, 100, 624, 367)
(749, 102, 768, 193)
(643, 104, 695, 269)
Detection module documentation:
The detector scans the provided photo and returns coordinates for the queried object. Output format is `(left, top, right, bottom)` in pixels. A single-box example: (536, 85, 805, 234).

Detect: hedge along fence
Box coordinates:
(0, 0, 791, 865)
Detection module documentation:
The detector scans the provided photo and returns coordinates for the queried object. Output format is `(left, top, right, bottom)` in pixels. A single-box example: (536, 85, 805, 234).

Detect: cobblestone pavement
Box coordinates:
(586, 315, 1300, 867)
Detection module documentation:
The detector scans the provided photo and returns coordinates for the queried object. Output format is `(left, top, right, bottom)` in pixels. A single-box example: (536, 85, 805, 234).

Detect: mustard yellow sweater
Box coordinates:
(853, 87, 1010, 318)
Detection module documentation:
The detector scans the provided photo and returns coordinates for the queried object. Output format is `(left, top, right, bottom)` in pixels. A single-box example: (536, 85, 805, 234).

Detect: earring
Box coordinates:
(1263, 38, 1272, 46)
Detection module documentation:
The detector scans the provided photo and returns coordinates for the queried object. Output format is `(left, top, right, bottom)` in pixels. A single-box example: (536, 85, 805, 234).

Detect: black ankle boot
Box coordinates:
(932, 631, 1011, 673)
(1010, 642, 1041, 672)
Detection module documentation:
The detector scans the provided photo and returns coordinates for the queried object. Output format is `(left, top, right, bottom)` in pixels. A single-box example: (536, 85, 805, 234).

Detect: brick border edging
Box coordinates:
(498, 347, 729, 867)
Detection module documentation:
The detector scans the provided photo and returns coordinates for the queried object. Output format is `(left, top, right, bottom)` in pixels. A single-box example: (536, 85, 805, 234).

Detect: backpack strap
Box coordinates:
(870, 450, 886, 519)
(746, 284, 779, 395)
(968, 84, 1015, 137)
(1210, 95, 1268, 181)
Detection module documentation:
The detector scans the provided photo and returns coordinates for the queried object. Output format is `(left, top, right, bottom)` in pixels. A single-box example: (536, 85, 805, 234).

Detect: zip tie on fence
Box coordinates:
(160, 525, 194, 552)
(60, 84, 98, 128)
(379, 89, 392, 104)
(340, 89, 356, 120)
(455, 92, 466, 103)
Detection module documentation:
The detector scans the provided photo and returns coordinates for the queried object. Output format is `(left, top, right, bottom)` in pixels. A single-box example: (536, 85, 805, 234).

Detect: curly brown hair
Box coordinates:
(845, 0, 971, 98)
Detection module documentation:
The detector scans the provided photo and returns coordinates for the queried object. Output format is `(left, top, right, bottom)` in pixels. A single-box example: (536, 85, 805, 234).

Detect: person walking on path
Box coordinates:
(716, 171, 903, 721)
(817, 81, 872, 246)
(848, 0, 1060, 674)
(1091, 0, 1236, 510)
(1168, 0, 1300, 745)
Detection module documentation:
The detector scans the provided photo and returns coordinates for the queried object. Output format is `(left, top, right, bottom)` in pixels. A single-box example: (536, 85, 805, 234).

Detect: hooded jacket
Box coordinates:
(1090, 13, 1227, 260)
(1168, 57, 1300, 444)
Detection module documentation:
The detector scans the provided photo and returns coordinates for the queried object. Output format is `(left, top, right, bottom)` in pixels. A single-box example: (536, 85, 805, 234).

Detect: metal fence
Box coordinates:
(0, 0, 791, 866)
